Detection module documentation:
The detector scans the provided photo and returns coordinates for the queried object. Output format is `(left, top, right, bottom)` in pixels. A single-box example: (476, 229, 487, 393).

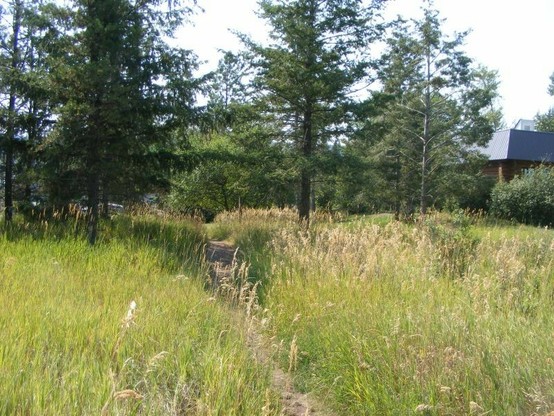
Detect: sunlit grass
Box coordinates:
(0, 214, 280, 415)
(216, 209, 554, 414)
(6, 207, 551, 415)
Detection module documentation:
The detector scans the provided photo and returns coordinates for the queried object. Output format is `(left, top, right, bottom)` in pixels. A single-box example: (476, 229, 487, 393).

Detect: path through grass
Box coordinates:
(213, 209, 554, 415)
(0, 215, 280, 415)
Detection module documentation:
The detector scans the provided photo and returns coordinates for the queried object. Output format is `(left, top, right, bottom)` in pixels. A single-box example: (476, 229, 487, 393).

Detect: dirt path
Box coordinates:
(206, 241, 238, 287)
(205, 240, 332, 416)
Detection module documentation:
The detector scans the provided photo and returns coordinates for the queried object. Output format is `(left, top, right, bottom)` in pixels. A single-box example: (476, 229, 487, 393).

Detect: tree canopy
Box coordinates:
(243, 0, 388, 223)
(0, 0, 505, 240)
(536, 71, 554, 132)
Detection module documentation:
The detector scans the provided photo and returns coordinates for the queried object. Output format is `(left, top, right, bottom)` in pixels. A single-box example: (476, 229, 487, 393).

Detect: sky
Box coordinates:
(176, 0, 554, 127)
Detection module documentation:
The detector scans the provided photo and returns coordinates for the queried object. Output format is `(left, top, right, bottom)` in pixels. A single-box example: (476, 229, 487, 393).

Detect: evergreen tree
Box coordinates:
(535, 71, 554, 132)
(536, 108, 554, 132)
(245, 0, 388, 223)
(169, 51, 295, 217)
(377, 6, 499, 215)
(0, 0, 55, 223)
(0, 0, 24, 223)
(44, 0, 198, 243)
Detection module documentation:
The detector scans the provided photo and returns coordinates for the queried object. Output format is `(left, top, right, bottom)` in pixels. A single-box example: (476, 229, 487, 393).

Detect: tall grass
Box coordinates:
(0, 214, 280, 415)
(220, 210, 554, 414)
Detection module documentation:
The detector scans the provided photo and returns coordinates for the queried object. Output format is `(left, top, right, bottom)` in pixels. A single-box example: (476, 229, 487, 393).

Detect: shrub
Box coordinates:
(490, 165, 554, 226)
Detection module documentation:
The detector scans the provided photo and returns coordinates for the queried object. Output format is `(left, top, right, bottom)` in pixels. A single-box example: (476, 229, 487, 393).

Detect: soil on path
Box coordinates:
(205, 240, 332, 416)
(206, 241, 237, 287)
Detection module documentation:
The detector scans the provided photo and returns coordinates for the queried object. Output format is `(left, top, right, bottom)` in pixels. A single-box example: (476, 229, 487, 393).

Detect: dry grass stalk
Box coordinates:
(113, 389, 143, 400)
(288, 335, 298, 373)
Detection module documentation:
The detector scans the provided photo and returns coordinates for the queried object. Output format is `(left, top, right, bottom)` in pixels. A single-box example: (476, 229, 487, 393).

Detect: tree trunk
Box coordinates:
(221, 183, 230, 211)
(394, 154, 401, 220)
(101, 180, 110, 218)
(87, 101, 101, 245)
(420, 143, 428, 215)
(298, 106, 313, 224)
(24, 115, 36, 207)
(420, 45, 432, 216)
(4, 0, 22, 224)
(85, 0, 104, 245)
(310, 179, 316, 212)
(299, 169, 311, 223)
(4, 143, 14, 223)
(297, 1, 316, 225)
(4, 92, 15, 222)
(87, 172, 99, 245)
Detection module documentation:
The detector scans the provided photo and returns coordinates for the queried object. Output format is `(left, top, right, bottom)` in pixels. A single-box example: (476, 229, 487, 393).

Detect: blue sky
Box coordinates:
(176, 0, 554, 126)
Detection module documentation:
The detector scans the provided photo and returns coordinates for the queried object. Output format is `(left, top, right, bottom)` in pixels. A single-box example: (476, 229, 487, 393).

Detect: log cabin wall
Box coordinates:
(483, 160, 551, 181)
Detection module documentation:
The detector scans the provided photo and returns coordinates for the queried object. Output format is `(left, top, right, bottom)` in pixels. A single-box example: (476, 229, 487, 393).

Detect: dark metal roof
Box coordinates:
(481, 129, 554, 162)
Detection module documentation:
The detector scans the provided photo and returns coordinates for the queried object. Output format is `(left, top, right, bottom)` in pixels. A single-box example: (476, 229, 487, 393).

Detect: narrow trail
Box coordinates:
(205, 240, 332, 416)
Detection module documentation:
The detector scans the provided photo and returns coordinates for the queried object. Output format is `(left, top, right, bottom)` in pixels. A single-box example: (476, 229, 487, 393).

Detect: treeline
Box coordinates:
(0, 0, 508, 241)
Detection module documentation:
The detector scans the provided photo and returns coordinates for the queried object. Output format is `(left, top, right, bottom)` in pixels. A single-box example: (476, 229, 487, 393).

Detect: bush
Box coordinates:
(490, 165, 554, 226)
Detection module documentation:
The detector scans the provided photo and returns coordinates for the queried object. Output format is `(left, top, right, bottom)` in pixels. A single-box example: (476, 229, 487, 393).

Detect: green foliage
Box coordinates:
(199, 51, 253, 135)
(167, 134, 296, 219)
(490, 165, 554, 226)
(437, 156, 496, 212)
(534, 71, 554, 133)
(422, 211, 480, 278)
(37, 0, 200, 243)
(0, 0, 57, 222)
(245, 0, 388, 221)
(535, 107, 554, 132)
(209, 209, 299, 299)
(375, 7, 499, 215)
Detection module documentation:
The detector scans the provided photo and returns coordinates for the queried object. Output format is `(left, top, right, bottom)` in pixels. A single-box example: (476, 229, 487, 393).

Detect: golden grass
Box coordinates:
(215, 209, 554, 414)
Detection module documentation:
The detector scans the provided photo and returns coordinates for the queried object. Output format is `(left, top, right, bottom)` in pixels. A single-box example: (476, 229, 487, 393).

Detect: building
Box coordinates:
(482, 120, 554, 181)
(513, 119, 536, 131)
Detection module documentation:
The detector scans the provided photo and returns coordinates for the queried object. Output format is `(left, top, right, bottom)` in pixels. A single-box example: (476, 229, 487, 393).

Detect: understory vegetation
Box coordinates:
(1, 208, 553, 415)
(490, 165, 554, 226)
(1, 0, 553, 413)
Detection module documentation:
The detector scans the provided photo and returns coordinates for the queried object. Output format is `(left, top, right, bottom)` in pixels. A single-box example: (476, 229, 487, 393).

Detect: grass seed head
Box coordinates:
(113, 389, 143, 400)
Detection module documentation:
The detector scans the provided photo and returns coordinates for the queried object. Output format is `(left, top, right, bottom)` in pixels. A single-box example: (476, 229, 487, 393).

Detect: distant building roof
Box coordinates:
(482, 129, 554, 163)
(514, 119, 536, 131)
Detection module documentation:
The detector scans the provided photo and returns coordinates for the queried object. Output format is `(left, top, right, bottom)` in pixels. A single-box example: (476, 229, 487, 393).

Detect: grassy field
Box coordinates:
(0, 214, 280, 415)
(212, 209, 554, 415)
(2, 209, 553, 415)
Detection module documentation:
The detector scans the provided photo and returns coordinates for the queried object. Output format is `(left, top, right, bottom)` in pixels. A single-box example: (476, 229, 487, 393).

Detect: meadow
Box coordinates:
(0, 214, 280, 415)
(1, 209, 553, 415)
(211, 209, 554, 415)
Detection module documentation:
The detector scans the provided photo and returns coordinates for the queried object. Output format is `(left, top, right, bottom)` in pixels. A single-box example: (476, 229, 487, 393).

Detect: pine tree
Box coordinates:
(0, 0, 55, 223)
(245, 0, 387, 223)
(0, 0, 23, 223)
(535, 71, 554, 132)
(377, 5, 499, 214)
(45, 0, 198, 243)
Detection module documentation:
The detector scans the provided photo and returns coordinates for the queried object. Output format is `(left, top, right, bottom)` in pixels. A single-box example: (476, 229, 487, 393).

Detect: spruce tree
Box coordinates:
(45, 0, 197, 243)
(246, 0, 387, 223)
(377, 5, 499, 214)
